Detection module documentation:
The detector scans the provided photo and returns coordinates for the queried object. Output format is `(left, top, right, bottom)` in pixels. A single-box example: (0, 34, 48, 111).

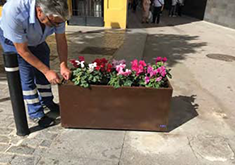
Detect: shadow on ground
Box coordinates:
(168, 95, 199, 132)
(29, 111, 61, 133)
(143, 34, 207, 66)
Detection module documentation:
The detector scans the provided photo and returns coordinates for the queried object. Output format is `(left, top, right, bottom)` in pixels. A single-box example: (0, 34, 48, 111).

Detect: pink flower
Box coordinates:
(121, 69, 132, 76)
(157, 66, 167, 77)
(139, 60, 147, 67)
(131, 59, 139, 72)
(147, 66, 153, 74)
(116, 64, 126, 73)
(131, 59, 147, 75)
(156, 57, 162, 62)
(112, 59, 126, 68)
(145, 76, 150, 84)
(137, 65, 144, 74)
(156, 77, 162, 82)
(151, 70, 158, 77)
(147, 66, 158, 77)
(162, 57, 167, 62)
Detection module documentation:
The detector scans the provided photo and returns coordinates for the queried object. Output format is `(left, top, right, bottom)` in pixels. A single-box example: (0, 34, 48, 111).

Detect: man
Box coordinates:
(0, 0, 71, 128)
(152, 0, 164, 24)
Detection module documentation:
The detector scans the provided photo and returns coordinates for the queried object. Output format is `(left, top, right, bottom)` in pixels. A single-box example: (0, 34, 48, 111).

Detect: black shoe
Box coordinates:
(30, 115, 55, 128)
(44, 102, 60, 113)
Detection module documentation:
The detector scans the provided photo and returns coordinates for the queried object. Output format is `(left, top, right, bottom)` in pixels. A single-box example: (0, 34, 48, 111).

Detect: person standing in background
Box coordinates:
(132, 0, 138, 13)
(152, 0, 164, 24)
(169, 0, 177, 17)
(177, 0, 184, 16)
(142, 0, 151, 23)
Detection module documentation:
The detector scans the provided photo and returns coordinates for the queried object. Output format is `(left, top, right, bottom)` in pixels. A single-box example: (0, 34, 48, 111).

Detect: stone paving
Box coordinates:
(1, 9, 235, 165)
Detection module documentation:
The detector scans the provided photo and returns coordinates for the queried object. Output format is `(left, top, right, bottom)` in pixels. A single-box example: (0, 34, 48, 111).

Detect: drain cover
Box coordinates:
(206, 54, 235, 62)
(80, 47, 117, 55)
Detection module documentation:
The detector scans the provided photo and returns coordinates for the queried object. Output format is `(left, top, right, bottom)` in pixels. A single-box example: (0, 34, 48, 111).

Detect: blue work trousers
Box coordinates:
(0, 29, 54, 119)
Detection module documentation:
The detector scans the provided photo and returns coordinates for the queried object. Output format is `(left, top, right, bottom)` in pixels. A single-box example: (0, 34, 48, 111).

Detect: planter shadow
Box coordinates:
(168, 95, 199, 132)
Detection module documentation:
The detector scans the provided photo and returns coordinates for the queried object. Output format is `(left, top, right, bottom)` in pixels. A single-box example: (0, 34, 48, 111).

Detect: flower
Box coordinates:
(93, 58, 109, 72)
(70, 59, 78, 68)
(131, 59, 146, 75)
(78, 56, 85, 62)
(70, 56, 171, 89)
(157, 66, 166, 77)
(156, 57, 162, 62)
(116, 64, 126, 74)
(112, 59, 126, 68)
(162, 57, 167, 62)
(75, 60, 85, 68)
(145, 76, 150, 84)
(139, 60, 147, 67)
(156, 77, 162, 82)
(155, 57, 167, 63)
(88, 62, 97, 72)
(147, 66, 158, 77)
(121, 69, 132, 76)
(107, 63, 112, 73)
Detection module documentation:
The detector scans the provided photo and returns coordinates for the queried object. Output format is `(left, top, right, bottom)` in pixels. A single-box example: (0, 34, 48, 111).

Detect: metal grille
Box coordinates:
(72, 0, 103, 17)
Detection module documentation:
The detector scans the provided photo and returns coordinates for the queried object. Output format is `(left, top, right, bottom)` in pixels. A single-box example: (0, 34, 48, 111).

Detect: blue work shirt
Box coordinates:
(0, 0, 65, 47)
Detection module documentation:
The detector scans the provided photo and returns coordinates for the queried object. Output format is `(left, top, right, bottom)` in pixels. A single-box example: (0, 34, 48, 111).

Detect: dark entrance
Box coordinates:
(68, 0, 104, 26)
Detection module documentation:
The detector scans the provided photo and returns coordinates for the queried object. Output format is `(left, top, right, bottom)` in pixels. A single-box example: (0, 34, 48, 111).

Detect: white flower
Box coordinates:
(88, 62, 97, 72)
(75, 60, 85, 68)
(80, 61, 85, 68)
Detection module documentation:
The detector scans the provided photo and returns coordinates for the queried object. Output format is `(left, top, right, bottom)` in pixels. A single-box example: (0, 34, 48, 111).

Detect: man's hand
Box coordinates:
(60, 65, 71, 80)
(45, 70, 61, 85)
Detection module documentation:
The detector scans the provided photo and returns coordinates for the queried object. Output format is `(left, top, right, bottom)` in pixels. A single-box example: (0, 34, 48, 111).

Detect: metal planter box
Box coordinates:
(58, 82, 173, 132)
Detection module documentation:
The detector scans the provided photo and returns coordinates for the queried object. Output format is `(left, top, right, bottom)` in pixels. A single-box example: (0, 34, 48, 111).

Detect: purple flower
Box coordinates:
(156, 77, 162, 82)
(145, 76, 150, 84)
(147, 66, 153, 74)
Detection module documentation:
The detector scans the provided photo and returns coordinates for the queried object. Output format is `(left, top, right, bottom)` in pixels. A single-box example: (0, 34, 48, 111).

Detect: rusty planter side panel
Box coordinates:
(58, 83, 173, 132)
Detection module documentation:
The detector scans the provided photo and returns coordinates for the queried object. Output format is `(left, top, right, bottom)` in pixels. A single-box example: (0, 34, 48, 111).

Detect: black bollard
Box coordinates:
(3, 52, 30, 136)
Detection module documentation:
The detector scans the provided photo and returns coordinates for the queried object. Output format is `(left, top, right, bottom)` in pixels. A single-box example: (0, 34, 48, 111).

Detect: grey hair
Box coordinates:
(36, 0, 70, 20)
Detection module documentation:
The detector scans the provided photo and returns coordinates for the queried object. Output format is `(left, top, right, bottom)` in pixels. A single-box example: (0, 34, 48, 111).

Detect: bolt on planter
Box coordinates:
(58, 81, 173, 132)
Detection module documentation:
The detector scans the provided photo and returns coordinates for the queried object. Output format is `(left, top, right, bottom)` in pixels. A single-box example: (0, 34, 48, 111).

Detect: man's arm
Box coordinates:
(55, 33, 71, 80)
(14, 42, 60, 84)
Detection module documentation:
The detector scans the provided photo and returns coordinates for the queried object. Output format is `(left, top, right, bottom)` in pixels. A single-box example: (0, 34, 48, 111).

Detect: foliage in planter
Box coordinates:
(69, 56, 171, 88)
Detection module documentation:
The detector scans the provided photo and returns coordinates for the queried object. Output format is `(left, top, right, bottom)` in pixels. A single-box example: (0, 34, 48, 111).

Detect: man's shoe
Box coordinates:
(44, 102, 60, 113)
(30, 115, 55, 128)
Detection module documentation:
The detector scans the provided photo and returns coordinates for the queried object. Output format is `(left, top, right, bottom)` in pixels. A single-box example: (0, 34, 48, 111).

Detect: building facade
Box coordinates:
(204, 0, 235, 29)
(0, 0, 234, 30)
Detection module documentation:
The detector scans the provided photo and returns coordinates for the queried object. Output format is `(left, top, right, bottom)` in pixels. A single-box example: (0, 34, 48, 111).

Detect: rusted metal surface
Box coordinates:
(58, 82, 173, 132)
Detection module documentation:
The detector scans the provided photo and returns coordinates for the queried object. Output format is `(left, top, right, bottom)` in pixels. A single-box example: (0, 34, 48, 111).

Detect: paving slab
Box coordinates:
(43, 129, 125, 162)
(120, 132, 199, 165)
(37, 157, 118, 165)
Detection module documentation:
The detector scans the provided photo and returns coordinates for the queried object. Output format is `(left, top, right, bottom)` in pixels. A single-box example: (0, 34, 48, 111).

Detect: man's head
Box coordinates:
(35, 0, 70, 27)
